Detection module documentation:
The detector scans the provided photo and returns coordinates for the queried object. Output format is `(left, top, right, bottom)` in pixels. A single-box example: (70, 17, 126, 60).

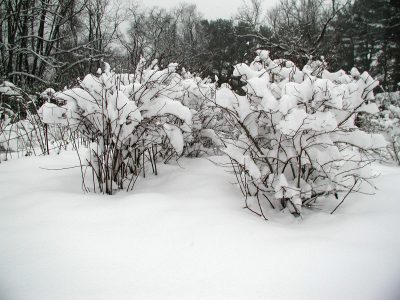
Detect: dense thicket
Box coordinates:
(0, 0, 399, 92)
(1, 0, 397, 218)
(0, 0, 123, 89)
(333, 0, 400, 91)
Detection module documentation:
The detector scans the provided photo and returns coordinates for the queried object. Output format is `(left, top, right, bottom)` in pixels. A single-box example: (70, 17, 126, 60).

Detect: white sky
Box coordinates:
(138, 0, 279, 20)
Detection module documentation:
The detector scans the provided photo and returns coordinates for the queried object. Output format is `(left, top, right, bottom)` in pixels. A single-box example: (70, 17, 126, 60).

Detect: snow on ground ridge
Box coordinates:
(0, 151, 400, 300)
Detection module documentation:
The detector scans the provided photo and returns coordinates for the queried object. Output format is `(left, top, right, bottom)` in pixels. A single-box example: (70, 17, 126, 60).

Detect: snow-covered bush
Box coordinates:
(367, 91, 400, 164)
(0, 81, 48, 160)
(177, 71, 228, 156)
(0, 118, 44, 157)
(212, 50, 386, 217)
(53, 61, 215, 194)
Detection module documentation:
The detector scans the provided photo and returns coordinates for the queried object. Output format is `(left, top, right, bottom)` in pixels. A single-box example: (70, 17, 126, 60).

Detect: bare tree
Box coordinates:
(268, 0, 350, 61)
(0, 0, 125, 89)
(0, 0, 87, 86)
(236, 0, 264, 28)
(234, 0, 349, 66)
(121, 3, 208, 72)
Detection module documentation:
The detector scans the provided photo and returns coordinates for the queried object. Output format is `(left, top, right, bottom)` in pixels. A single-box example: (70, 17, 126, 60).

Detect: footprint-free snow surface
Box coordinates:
(0, 152, 400, 300)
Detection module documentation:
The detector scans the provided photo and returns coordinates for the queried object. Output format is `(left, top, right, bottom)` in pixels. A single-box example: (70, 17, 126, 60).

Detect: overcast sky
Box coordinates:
(138, 0, 279, 20)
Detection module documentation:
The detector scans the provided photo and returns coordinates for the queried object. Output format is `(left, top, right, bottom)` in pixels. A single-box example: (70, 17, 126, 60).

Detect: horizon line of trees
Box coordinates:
(0, 0, 399, 93)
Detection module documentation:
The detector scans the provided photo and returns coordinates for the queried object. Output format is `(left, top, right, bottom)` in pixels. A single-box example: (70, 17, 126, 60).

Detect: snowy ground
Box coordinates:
(0, 152, 400, 300)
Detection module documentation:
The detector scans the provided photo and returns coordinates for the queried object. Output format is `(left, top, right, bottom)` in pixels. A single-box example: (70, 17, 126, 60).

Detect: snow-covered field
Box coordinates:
(0, 152, 400, 300)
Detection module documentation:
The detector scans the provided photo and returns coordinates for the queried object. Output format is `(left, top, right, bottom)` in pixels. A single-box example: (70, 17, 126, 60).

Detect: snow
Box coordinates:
(321, 69, 347, 82)
(0, 81, 20, 96)
(38, 102, 68, 125)
(278, 94, 297, 114)
(140, 96, 192, 125)
(259, 88, 278, 111)
(278, 108, 308, 135)
(199, 129, 224, 147)
(54, 88, 97, 114)
(214, 86, 238, 110)
(357, 103, 380, 114)
(163, 123, 184, 155)
(222, 144, 261, 179)
(0, 152, 400, 300)
(335, 130, 388, 149)
(243, 77, 269, 98)
(0, 120, 39, 152)
(39, 88, 56, 100)
(80, 74, 105, 98)
(233, 63, 268, 80)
